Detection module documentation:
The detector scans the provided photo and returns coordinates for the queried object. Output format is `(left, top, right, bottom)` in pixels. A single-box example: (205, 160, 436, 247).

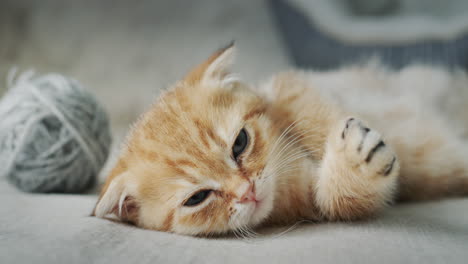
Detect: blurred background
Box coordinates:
(1, 0, 468, 146)
(0, 0, 291, 145)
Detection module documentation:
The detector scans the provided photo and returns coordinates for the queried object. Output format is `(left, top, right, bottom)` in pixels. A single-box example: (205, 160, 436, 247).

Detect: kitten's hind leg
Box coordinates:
(395, 134, 468, 202)
(315, 118, 400, 221)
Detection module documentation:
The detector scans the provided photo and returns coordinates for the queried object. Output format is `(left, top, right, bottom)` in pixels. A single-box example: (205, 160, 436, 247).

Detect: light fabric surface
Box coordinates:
(1, 182, 468, 264)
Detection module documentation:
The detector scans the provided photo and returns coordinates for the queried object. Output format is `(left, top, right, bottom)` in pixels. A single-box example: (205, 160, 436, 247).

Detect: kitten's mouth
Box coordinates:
(242, 197, 262, 208)
(249, 198, 265, 214)
(254, 198, 263, 208)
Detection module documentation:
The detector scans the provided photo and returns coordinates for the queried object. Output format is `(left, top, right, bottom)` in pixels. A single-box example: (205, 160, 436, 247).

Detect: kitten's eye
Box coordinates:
(184, 190, 212, 206)
(232, 128, 249, 160)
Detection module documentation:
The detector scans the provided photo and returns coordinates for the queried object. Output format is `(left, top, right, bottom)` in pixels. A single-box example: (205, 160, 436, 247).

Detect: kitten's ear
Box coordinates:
(92, 172, 140, 224)
(185, 42, 236, 85)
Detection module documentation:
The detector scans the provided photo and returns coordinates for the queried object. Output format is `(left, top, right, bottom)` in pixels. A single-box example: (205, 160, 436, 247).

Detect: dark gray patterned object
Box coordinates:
(269, 0, 468, 70)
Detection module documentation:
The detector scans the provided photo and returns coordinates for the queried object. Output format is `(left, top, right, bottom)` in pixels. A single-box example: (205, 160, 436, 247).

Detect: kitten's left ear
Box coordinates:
(185, 42, 236, 85)
(92, 172, 139, 224)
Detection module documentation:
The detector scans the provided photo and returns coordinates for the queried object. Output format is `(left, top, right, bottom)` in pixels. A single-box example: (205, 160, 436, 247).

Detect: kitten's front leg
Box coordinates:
(316, 118, 400, 221)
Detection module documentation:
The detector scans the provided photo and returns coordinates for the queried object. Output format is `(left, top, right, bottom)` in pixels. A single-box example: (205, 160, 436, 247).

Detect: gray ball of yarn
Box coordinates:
(0, 71, 112, 193)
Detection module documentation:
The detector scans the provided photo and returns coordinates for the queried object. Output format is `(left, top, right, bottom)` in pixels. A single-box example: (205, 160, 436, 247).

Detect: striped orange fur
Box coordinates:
(94, 45, 468, 236)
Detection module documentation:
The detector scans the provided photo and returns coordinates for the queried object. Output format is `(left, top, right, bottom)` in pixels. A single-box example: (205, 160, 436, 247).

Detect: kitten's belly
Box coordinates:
(309, 65, 468, 138)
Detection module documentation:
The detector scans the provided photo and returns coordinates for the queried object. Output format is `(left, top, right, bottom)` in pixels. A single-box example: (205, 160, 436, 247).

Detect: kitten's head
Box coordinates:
(94, 44, 285, 236)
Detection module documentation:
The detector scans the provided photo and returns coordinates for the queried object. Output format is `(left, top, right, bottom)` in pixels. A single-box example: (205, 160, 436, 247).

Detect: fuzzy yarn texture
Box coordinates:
(0, 71, 112, 193)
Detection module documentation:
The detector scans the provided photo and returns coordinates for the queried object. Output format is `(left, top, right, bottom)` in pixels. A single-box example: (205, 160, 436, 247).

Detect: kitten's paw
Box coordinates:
(339, 118, 398, 178)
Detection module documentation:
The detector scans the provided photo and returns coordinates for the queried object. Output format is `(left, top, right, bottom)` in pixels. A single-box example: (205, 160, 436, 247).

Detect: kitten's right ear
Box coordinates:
(93, 172, 140, 223)
(184, 42, 236, 85)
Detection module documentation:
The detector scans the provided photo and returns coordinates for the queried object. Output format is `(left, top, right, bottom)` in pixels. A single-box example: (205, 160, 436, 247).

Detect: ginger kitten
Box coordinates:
(93, 44, 468, 236)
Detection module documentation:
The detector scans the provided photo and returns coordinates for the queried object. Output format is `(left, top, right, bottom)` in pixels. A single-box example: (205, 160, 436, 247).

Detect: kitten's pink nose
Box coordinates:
(239, 183, 257, 203)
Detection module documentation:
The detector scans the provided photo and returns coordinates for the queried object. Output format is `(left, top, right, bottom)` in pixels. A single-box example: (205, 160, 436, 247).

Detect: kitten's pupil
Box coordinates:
(232, 128, 248, 160)
(184, 190, 212, 206)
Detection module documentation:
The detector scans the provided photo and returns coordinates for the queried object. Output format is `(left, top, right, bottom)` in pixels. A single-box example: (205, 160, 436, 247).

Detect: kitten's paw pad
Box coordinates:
(340, 118, 398, 177)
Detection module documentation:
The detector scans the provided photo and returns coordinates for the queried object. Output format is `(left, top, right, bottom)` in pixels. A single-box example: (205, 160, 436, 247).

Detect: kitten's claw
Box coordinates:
(339, 118, 399, 178)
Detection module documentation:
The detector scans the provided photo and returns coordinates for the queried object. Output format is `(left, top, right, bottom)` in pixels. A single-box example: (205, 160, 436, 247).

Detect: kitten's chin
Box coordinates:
(246, 177, 276, 227)
(248, 193, 274, 227)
